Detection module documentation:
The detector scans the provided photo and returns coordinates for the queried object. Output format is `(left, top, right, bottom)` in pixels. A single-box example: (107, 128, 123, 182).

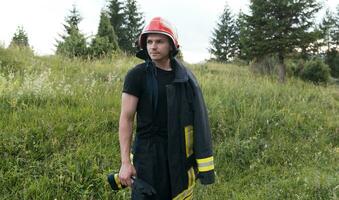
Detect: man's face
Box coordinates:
(146, 33, 172, 62)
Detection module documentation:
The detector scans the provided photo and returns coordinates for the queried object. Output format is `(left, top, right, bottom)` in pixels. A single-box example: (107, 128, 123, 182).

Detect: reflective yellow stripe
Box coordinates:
(196, 156, 214, 172)
(184, 125, 194, 158)
(190, 168, 195, 187)
(183, 191, 193, 200)
(196, 157, 213, 164)
(114, 174, 122, 189)
(173, 167, 196, 200)
(173, 184, 195, 200)
(198, 165, 214, 172)
(187, 167, 195, 187)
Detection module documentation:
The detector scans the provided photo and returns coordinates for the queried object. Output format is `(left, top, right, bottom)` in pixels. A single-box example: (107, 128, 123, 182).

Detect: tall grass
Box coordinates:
(192, 63, 338, 199)
(0, 48, 338, 199)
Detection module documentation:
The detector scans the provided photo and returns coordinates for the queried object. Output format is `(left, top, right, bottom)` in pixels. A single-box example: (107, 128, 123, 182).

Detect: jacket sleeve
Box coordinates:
(188, 70, 215, 185)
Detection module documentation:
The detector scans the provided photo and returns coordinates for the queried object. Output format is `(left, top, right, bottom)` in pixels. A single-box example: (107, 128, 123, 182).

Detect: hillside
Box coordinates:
(1, 47, 338, 199)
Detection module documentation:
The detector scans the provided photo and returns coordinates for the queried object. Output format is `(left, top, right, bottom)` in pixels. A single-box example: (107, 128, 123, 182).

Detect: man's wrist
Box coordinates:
(121, 159, 131, 165)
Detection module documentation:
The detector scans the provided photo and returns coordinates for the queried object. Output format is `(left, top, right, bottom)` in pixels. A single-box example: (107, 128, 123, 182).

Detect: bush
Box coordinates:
(285, 58, 305, 77)
(325, 49, 339, 78)
(300, 59, 330, 84)
(250, 55, 278, 75)
(0, 46, 34, 74)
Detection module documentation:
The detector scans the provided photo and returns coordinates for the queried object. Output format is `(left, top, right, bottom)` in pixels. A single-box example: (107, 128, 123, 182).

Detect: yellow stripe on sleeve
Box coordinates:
(196, 156, 214, 172)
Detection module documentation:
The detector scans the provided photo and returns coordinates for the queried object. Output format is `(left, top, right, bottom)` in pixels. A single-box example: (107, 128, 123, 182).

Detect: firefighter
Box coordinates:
(118, 17, 214, 200)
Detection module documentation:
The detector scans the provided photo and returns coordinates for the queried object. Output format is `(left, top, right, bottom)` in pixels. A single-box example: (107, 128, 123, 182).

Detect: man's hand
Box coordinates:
(119, 162, 136, 187)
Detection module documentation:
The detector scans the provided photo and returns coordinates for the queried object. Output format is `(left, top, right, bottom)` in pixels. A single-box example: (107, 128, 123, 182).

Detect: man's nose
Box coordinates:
(150, 42, 157, 49)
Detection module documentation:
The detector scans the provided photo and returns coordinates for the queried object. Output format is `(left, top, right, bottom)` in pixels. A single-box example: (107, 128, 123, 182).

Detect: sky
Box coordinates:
(0, 0, 338, 63)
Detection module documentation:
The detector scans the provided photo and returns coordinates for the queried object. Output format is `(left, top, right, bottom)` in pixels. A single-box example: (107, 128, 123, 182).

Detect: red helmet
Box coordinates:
(138, 17, 179, 50)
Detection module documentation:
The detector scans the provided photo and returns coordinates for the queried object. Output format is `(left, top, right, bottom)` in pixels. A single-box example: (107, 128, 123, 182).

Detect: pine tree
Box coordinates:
(319, 10, 335, 52)
(56, 5, 87, 58)
(107, 0, 125, 50)
(332, 5, 339, 48)
(209, 4, 238, 62)
(90, 10, 119, 58)
(121, 0, 144, 54)
(236, 11, 248, 61)
(9, 26, 29, 48)
(324, 5, 339, 78)
(233, 12, 242, 58)
(241, 0, 321, 82)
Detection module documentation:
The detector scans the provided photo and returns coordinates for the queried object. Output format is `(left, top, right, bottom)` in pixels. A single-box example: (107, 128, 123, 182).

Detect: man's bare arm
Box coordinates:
(118, 93, 138, 186)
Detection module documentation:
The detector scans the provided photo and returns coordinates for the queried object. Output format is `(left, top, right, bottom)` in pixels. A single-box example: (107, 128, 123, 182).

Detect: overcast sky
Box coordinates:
(0, 0, 338, 63)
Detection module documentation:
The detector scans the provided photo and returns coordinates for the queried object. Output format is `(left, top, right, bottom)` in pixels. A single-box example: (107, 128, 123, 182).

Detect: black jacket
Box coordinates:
(133, 51, 215, 199)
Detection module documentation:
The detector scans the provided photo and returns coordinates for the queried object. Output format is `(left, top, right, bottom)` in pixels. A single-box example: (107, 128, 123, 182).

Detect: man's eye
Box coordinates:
(147, 40, 153, 44)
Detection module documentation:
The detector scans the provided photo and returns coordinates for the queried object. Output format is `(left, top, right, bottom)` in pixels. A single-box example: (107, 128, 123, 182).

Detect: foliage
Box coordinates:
(0, 48, 338, 199)
(235, 11, 246, 61)
(120, 0, 144, 54)
(209, 3, 238, 62)
(240, 0, 322, 82)
(325, 49, 339, 78)
(325, 48, 339, 78)
(0, 46, 34, 75)
(319, 9, 336, 52)
(176, 50, 184, 62)
(107, 0, 144, 55)
(285, 58, 305, 77)
(300, 59, 330, 84)
(332, 5, 339, 47)
(107, 0, 125, 48)
(56, 5, 87, 58)
(9, 26, 30, 48)
(89, 10, 119, 58)
(250, 55, 279, 76)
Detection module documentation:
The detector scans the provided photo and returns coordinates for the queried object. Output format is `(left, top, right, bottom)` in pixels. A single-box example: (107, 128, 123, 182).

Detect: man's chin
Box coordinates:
(150, 56, 161, 60)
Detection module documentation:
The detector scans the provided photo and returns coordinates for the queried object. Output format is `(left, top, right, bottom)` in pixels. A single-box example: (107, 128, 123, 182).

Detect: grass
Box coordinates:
(0, 47, 338, 199)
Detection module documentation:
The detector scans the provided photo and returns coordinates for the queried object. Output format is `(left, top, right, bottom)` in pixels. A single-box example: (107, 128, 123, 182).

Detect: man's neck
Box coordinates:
(153, 59, 172, 71)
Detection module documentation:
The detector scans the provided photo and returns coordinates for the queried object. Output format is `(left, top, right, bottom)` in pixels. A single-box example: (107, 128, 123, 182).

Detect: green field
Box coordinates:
(1, 47, 338, 199)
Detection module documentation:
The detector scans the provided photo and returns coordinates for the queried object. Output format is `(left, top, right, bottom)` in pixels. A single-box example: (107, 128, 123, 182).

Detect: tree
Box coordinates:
(241, 0, 321, 82)
(9, 26, 29, 48)
(324, 5, 339, 78)
(121, 0, 144, 54)
(237, 11, 252, 61)
(90, 10, 119, 58)
(209, 3, 238, 62)
(319, 9, 335, 52)
(107, 0, 125, 49)
(325, 48, 339, 78)
(234, 11, 244, 59)
(56, 5, 87, 58)
(332, 5, 339, 48)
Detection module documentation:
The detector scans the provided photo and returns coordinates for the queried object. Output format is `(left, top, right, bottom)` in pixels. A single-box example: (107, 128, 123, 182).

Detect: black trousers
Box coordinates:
(132, 135, 171, 200)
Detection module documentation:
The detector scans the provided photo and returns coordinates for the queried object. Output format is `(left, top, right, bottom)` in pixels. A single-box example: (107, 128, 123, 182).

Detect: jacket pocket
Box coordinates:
(184, 125, 194, 158)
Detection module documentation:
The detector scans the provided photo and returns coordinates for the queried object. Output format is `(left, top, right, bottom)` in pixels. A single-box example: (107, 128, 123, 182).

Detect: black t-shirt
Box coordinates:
(123, 64, 174, 136)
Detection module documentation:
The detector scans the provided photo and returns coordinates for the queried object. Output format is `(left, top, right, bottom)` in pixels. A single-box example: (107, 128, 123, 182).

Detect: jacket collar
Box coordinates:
(171, 58, 188, 83)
